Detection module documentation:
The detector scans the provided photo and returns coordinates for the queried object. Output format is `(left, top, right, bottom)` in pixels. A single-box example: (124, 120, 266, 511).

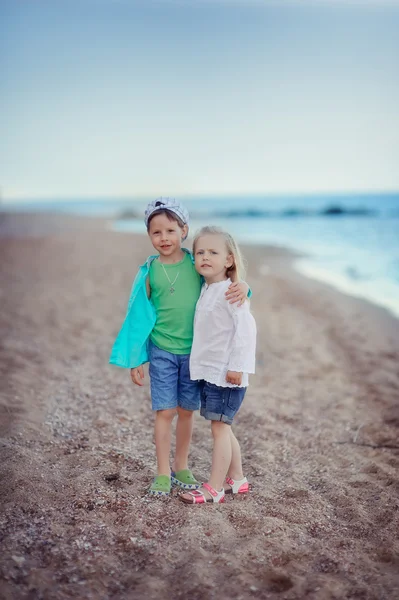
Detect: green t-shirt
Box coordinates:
(149, 253, 202, 354)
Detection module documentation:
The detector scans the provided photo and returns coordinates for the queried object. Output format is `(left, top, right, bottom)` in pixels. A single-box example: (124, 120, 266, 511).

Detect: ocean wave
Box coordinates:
(211, 205, 378, 219)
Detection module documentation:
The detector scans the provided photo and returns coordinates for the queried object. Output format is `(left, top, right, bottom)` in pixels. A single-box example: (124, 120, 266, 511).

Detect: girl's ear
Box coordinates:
(227, 262, 238, 282)
(225, 253, 234, 269)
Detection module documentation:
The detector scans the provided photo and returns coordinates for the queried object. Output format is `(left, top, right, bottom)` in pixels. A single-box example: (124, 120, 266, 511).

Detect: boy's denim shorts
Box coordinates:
(200, 381, 246, 425)
(148, 340, 201, 412)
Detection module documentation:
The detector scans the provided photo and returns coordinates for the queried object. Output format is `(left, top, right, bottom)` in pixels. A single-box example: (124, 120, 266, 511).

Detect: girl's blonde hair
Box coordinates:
(192, 226, 246, 283)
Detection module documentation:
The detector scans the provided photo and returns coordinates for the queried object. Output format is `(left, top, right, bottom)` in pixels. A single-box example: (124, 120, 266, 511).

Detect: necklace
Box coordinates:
(161, 263, 180, 294)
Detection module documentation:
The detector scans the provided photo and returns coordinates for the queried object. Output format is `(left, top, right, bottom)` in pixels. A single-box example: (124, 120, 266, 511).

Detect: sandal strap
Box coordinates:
(189, 490, 205, 498)
(203, 483, 219, 497)
(181, 485, 225, 504)
(185, 489, 207, 504)
(225, 476, 249, 494)
(203, 483, 225, 503)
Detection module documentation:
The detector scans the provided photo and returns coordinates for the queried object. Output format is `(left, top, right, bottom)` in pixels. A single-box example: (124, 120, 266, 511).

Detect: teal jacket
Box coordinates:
(109, 249, 191, 369)
(109, 249, 251, 369)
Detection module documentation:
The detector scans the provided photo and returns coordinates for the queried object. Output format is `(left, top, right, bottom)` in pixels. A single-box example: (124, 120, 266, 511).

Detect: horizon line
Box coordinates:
(2, 189, 399, 204)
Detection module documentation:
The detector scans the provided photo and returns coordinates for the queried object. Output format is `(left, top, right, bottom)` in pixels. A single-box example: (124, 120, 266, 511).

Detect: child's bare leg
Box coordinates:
(173, 407, 194, 472)
(154, 408, 176, 475)
(208, 421, 232, 491)
(227, 428, 244, 480)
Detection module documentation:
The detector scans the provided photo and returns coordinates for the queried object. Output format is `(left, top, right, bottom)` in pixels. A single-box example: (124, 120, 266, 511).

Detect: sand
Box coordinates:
(1, 212, 398, 600)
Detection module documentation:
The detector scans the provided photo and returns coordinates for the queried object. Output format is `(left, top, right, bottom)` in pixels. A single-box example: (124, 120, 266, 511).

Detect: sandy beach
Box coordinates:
(1, 212, 399, 600)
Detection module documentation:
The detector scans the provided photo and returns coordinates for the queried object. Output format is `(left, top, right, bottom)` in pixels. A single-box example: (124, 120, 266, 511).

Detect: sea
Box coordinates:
(3, 192, 399, 319)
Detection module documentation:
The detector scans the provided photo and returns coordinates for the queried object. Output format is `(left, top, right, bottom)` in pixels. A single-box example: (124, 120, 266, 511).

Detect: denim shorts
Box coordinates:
(148, 340, 201, 412)
(200, 381, 247, 425)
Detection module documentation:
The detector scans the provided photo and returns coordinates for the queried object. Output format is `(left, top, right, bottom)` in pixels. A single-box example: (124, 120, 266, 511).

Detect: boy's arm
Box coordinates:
(225, 281, 251, 307)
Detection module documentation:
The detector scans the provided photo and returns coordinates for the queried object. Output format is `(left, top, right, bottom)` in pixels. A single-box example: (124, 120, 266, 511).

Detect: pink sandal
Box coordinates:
(224, 476, 249, 494)
(179, 482, 225, 504)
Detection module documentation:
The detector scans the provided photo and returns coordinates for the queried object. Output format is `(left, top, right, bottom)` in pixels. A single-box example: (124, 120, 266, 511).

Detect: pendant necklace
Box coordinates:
(161, 263, 180, 294)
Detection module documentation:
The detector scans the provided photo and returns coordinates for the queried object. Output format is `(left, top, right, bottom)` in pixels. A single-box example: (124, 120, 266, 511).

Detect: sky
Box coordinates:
(1, 0, 399, 201)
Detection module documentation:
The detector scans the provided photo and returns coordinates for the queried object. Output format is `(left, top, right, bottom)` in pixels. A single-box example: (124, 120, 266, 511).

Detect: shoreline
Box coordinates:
(1, 213, 399, 599)
(112, 216, 399, 323)
(2, 209, 399, 323)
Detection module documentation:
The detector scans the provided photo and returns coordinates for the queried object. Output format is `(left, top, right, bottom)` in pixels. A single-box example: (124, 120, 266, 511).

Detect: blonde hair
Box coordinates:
(192, 226, 246, 283)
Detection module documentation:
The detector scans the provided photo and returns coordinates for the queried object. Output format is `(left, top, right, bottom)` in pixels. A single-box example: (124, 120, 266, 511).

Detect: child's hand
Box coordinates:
(225, 281, 249, 307)
(130, 366, 145, 386)
(226, 370, 243, 386)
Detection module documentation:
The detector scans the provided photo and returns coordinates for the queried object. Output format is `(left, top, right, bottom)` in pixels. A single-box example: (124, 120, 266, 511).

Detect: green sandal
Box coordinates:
(148, 475, 171, 496)
(171, 469, 200, 490)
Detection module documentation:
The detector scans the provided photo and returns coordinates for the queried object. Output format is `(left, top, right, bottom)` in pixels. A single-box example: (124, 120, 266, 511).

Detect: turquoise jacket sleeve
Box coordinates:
(109, 264, 156, 369)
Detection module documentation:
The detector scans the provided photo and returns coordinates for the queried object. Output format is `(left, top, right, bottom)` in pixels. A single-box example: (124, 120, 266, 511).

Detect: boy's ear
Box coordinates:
(181, 224, 189, 240)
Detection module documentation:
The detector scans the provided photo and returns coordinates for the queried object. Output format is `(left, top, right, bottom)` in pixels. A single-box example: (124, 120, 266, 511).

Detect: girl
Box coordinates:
(180, 226, 257, 505)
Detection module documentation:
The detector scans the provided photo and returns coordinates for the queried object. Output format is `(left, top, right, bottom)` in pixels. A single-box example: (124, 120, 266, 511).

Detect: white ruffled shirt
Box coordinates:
(190, 278, 257, 388)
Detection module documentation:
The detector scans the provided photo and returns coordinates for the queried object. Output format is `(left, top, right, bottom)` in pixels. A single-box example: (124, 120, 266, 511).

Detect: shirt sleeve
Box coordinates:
(227, 302, 257, 374)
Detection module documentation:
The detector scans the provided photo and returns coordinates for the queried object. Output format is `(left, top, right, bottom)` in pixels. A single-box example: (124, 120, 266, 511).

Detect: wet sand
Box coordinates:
(1, 213, 399, 600)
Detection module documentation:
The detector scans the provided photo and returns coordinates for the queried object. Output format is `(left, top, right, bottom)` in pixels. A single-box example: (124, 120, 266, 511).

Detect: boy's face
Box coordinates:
(194, 234, 233, 284)
(148, 213, 187, 260)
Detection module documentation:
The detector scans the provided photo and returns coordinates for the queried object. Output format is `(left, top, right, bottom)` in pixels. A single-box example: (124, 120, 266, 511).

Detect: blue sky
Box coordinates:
(1, 0, 398, 200)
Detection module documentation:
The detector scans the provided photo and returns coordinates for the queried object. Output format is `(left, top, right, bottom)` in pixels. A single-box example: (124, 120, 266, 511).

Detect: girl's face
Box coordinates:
(194, 234, 234, 284)
(148, 213, 188, 261)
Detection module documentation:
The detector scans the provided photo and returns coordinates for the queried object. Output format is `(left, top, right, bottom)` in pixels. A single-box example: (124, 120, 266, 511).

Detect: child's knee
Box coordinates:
(211, 420, 230, 435)
(156, 408, 177, 421)
(177, 407, 194, 419)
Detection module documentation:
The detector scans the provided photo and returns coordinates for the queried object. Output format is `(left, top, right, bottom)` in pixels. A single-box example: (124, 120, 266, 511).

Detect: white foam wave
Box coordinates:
(295, 259, 399, 319)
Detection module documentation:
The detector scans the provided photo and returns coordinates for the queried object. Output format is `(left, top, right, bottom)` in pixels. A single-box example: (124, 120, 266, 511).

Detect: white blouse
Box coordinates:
(190, 278, 257, 388)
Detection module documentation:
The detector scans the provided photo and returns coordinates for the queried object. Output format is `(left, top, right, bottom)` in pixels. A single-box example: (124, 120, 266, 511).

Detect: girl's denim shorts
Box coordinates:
(200, 381, 246, 425)
(148, 340, 201, 412)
